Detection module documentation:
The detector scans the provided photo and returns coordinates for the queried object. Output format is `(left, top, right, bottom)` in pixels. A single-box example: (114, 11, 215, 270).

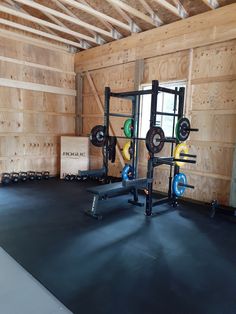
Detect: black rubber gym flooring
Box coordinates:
(0, 178, 236, 314)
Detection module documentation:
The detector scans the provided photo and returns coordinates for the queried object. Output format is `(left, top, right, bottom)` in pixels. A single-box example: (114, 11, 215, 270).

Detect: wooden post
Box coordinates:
(75, 73, 83, 136)
(134, 59, 144, 89)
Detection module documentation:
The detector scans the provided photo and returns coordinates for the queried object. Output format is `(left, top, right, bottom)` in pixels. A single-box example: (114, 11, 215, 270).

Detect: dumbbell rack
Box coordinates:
(145, 80, 185, 216)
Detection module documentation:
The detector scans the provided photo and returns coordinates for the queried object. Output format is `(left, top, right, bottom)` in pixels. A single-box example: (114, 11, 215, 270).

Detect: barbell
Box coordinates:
(90, 117, 198, 153)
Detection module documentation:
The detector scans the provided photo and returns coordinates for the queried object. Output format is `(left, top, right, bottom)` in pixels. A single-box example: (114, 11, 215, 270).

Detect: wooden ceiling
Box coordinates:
(0, 0, 235, 52)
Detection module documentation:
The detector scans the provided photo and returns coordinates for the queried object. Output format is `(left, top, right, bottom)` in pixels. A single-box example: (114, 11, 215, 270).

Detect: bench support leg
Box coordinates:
(128, 188, 144, 207)
(84, 195, 103, 219)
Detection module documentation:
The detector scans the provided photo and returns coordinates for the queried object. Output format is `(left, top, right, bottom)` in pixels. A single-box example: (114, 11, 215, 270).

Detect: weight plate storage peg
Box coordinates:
(123, 119, 133, 138)
(90, 125, 106, 147)
(174, 143, 189, 167)
(175, 117, 190, 142)
(172, 173, 187, 197)
(121, 164, 134, 181)
(145, 127, 165, 154)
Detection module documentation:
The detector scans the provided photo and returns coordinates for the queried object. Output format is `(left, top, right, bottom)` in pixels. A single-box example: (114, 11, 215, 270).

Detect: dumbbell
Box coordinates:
(19, 171, 28, 182)
(2, 173, 11, 185)
(42, 171, 50, 179)
(64, 174, 71, 181)
(28, 171, 36, 180)
(70, 174, 75, 181)
(11, 172, 19, 183)
(36, 172, 43, 180)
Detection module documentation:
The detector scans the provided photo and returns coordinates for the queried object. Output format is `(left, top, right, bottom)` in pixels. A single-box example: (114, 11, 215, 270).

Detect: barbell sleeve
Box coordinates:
(178, 183, 195, 189)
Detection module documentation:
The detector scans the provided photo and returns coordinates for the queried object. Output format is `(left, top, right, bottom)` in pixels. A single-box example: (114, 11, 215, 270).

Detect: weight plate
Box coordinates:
(121, 164, 134, 181)
(176, 117, 190, 142)
(145, 127, 165, 154)
(172, 173, 187, 197)
(174, 143, 189, 167)
(90, 125, 106, 147)
(122, 141, 133, 161)
(123, 119, 133, 138)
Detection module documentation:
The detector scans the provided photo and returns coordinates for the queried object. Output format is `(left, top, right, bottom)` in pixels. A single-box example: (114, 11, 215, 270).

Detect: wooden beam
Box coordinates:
(172, 0, 188, 18)
(85, 72, 125, 168)
(4, 0, 58, 36)
(13, 0, 119, 38)
(58, 0, 132, 33)
(152, 0, 184, 18)
(52, 0, 108, 44)
(0, 4, 97, 44)
(76, 73, 83, 136)
(0, 78, 76, 95)
(39, 7, 91, 48)
(0, 28, 71, 52)
(0, 18, 83, 49)
(138, 0, 163, 25)
(0, 55, 75, 75)
(201, 0, 219, 9)
(74, 4, 236, 72)
(109, 0, 159, 26)
(78, 0, 122, 39)
(109, 2, 142, 32)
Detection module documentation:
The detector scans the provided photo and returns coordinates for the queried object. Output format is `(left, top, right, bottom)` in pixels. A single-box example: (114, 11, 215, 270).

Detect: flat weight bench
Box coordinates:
(85, 182, 144, 219)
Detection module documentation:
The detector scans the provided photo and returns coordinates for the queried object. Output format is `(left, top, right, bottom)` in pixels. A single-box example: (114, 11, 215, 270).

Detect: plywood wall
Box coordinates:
(0, 35, 75, 176)
(75, 5, 236, 205)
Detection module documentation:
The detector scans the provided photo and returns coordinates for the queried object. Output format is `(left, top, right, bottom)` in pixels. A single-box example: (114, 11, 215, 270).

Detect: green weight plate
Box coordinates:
(123, 119, 133, 138)
(175, 117, 190, 142)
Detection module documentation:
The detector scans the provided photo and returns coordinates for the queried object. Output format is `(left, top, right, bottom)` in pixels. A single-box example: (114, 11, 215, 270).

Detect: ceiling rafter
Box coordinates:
(153, 0, 186, 18)
(172, 0, 188, 18)
(78, 0, 122, 39)
(12, 0, 124, 38)
(108, 2, 142, 33)
(108, 0, 161, 27)
(3, 0, 58, 35)
(40, 8, 92, 49)
(138, 0, 163, 26)
(0, 4, 98, 44)
(58, 0, 136, 33)
(0, 17, 83, 48)
(201, 0, 219, 9)
(52, 0, 107, 44)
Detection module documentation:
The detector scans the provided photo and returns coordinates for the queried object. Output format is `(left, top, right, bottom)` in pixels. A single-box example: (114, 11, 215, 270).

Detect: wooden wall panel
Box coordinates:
(191, 81, 236, 111)
(0, 35, 75, 176)
(192, 40, 236, 82)
(143, 51, 189, 83)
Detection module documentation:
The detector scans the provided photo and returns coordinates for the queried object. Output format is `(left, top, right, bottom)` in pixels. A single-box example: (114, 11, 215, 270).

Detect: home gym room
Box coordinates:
(0, 0, 236, 313)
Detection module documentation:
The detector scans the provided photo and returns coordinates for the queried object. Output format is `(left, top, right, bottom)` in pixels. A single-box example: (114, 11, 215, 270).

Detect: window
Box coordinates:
(139, 81, 186, 138)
